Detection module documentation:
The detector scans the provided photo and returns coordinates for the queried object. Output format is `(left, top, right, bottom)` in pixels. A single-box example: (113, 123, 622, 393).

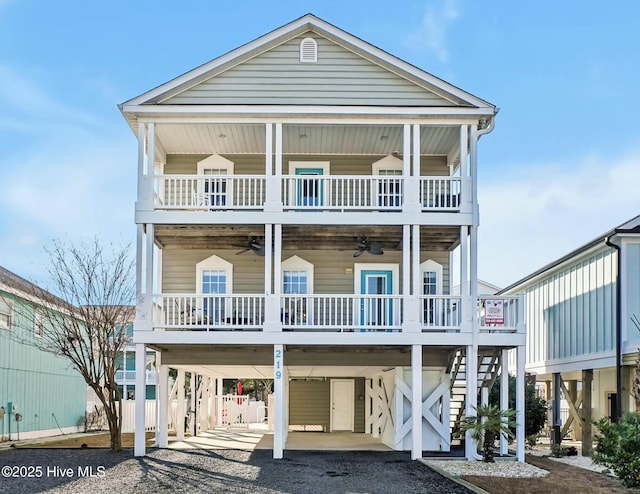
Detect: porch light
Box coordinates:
(218, 133, 226, 139)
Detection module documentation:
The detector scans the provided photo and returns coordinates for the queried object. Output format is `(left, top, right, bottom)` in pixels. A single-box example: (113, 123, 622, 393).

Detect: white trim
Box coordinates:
(281, 255, 314, 294)
(371, 155, 403, 175)
(0, 296, 13, 330)
(196, 154, 235, 208)
(121, 15, 494, 109)
(354, 263, 400, 295)
(196, 154, 234, 175)
(420, 259, 443, 295)
(330, 379, 355, 432)
(195, 255, 233, 294)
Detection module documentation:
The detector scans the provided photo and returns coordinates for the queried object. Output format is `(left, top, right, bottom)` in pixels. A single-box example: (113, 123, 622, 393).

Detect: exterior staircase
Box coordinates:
(448, 348, 502, 443)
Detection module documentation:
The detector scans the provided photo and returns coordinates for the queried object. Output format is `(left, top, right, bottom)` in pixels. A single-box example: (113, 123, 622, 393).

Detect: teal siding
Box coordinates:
(626, 243, 640, 340)
(0, 290, 86, 435)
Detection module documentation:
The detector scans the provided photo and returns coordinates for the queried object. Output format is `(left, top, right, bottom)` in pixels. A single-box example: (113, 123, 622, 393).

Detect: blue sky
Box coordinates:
(1, 0, 639, 288)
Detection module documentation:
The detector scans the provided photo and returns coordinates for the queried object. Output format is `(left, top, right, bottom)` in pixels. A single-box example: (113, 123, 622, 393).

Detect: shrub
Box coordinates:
(593, 412, 640, 488)
(460, 404, 516, 463)
(550, 443, 564, 458)
(489, 374, 547, 438)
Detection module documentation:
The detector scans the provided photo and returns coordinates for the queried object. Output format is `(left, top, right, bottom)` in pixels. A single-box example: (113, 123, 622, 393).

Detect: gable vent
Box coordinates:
(300, 38, 317, 63)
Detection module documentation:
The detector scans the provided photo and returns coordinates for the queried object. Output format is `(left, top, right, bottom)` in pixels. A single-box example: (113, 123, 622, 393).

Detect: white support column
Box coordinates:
(216, 378, 224, 427)
(264, 224, 279, 332)
(500, 349, 509, 456)
(137, 123, 147, 201)
(516, 345, 526, 462)
(274, 344, 285, 459)
(274, 223, 282, 310)
(176, 369, 185, 441)
(145, 224, 154, 330)
(460, 226, 471, 333)
(465, 344, 478, 460)
(157, 363, 169, 448)
(411, 344, 423, 460)
(146, 122, 155, 204)
(134, 343, 147, 457)
(459, 125, 469, 209)
(190, 373, 197, 436)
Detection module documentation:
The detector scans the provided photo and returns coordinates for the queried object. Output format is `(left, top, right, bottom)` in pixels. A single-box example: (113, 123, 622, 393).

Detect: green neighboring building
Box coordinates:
(0, 266, 86, 440)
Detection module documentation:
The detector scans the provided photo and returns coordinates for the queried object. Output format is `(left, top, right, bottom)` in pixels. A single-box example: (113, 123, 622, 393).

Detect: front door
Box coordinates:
(360, 270, 393, 327)
(295, 167, 323, 207)
(330, 379, 354, 431)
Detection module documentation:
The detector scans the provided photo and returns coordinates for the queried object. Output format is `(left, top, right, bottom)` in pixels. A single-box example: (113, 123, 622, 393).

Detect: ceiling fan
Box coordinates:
(353, 237, 384, 257)
(236, 237, 265, 256)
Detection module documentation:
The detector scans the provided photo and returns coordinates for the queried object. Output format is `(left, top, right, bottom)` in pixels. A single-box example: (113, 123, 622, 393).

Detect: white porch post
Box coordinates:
(465, 344, 478, 460)
(274, 344, 285, 459)
(411, 344, 423, 460)
(500, 349, 509, 456)
(190, 373, 197, 436)
(134, 343, 147, 457)
(516, 345, 526, 462)
(460, 226, 471, 333)
(216, 378, 224, 427)
(176, 369, 185, 441)
(403, 225, 419, 332)
(157, 363, 169, 448)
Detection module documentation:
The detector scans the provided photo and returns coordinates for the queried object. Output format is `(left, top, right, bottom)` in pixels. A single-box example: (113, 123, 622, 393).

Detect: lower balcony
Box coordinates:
(151, 294, 521, 333)
(115, 370, 157, 385)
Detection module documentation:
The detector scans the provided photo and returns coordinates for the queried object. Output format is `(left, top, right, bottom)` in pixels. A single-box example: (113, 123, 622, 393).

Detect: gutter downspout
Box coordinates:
(605, 233, 622, 421)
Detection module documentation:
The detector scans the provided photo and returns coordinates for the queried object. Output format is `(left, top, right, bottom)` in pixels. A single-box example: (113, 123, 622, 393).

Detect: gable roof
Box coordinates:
(120, 14, 495, 112)
(499, 213, 640, 294)
(0, 265, 66, 306)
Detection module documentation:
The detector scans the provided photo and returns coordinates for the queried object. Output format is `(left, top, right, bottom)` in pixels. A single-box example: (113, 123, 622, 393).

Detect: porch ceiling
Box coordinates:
(152, 344, 458, 379)
(154, 123, 459, 156)
(154, 225, 460, 251)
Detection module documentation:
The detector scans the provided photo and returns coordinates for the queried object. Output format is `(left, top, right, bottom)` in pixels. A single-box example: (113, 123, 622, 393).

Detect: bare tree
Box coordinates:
(18, 238, 135, 451)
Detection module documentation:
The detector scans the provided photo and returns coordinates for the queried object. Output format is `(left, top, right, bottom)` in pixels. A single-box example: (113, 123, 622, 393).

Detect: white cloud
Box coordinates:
(405, 0, 459, 62)
(478, 152, 640, 288)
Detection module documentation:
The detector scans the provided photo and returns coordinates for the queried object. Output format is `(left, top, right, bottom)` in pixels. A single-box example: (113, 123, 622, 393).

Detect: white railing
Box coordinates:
(154, 175, 266, 210)
(281, 294, 403, 331)
(418, 296, 462, 331)
(282, 175, 404, 211)
(152, 174, 468, 212)
(420, 177, 461, 210)
(477, 296, 520, 332)
(120, 400, 157, 433)
(115, 370, 157, 384)
(154, 294, 265, 331)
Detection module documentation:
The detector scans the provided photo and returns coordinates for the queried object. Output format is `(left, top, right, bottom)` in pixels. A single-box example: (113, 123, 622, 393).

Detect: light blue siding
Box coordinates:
(626, 243, 640, 340)
(0, 290, 86, 436)
(524, 248, 616, 364)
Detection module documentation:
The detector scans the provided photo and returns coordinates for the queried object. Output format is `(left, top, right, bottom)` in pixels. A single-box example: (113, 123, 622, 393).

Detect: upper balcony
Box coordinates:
(153, 174, 462, 213)
(135, 122, 475, 224)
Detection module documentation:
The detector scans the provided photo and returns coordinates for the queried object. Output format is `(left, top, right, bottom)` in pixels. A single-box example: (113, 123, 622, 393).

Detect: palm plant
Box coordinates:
(460, 404, 517, 462)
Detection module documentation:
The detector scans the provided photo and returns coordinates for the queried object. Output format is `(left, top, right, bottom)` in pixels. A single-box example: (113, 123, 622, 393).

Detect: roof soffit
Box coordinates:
(121, 14, 495, 112)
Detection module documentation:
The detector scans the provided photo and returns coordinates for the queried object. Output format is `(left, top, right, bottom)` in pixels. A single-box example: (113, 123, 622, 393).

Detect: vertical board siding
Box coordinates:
(163, 36, 454, 107)
(524, 247, 616, 364)
(627, 244, 640, 342)
(0, 291, 86, 434)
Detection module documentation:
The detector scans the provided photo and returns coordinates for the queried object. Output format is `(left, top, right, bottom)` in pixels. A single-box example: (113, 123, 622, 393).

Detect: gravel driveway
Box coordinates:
(0, 448, 473, 494)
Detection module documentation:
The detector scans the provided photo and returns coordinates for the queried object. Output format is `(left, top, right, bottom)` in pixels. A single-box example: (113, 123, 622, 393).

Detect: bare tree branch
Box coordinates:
(12, 238, 135, 451)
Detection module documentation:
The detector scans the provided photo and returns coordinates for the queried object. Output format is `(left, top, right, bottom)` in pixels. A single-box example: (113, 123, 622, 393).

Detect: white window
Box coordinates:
(34, 309, 44, 337)
(281, 256, 314, 324)
(195, 255, 233, 324)
(372, 155, 403, 208)
(0, 297, 12, 330)
(420, 259, 443, 325)
(300, 37, 317, 63)
(195, 154, 234, 208)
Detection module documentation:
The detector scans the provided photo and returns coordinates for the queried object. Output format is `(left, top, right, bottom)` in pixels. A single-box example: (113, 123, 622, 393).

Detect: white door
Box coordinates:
(330, 379, 354, 431)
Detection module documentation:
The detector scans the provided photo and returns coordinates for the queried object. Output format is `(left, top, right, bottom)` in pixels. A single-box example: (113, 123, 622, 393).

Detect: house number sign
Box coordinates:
(275, 347, 282, 380)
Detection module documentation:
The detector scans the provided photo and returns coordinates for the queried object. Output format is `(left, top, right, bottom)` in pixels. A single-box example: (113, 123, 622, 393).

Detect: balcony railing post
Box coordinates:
(516, 294, 525, 334)
(264, 294, 282, 332)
